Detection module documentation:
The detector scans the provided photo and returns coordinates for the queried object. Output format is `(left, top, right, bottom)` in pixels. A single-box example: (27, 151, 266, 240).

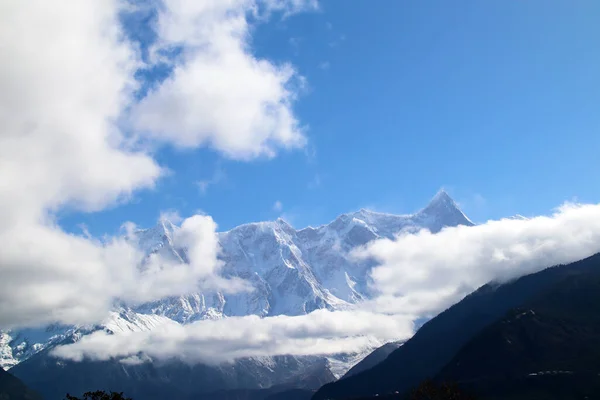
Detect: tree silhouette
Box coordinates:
(64, 390, 132, 400)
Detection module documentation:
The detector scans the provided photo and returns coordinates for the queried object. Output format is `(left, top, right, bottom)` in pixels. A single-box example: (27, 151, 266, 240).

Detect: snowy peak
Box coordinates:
(137, 219, 176, 246)
(221, 217, 293, 237)
(416, 189, 474, 230)
(274, 217, 295, 235)
(135, 218, 186, 264)
(421, 189, 457, 212)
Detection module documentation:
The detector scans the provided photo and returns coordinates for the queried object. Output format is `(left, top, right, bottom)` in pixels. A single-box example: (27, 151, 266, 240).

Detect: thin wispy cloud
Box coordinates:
(289, 36, 302, 55)
(308, 173, 322, 189)
(329, 34, 346, 48)
(273, 200, 283, 212)
(159, 210, 183, 225)
(196, 166, 226, 195)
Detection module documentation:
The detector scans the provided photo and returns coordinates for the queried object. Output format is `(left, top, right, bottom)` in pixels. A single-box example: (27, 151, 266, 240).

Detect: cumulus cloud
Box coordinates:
(0, 211, 244, 329)
(120, 214, 251, 306)
(354, 202, 600, 316)
(0, 0, 313, 329)
(0, 0, 161, 328)
(0, 1, 161, 220)
(52, 309, 412, 364)
(130, 0, 312, 159)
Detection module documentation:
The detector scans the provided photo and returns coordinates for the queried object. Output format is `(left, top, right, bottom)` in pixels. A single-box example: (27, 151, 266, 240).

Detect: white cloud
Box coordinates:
(130, 0, 313, 159)
(47, 201, 600, 364)
(0, 211, 246, 329)
(52, 309, 412, 364)
(273, 200, 283, 212)
(318, 61, 330, 70)
(354, 202, 600, 317)
(159, 210, 184, 225)
(0, 1, 161, 220)
(120, 214, 251, 306)
(0, 0, 313, 330)
(0, 0, 160, 328)
(263, 0, 319, 16)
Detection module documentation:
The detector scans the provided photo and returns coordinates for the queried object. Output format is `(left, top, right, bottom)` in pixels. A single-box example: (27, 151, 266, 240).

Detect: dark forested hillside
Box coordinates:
(436, 258, 600, 399)
(313, 253, 600, 400)
(341, 341, 403, 380)
(0, 367, 41, 400)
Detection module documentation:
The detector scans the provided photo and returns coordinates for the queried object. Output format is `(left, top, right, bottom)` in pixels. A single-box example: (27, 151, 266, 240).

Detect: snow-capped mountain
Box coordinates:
(1, 190, 473, 381)
(134, 189, 472, 323)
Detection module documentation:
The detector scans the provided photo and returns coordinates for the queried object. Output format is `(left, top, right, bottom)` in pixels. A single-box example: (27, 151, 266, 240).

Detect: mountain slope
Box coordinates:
(436, 254, 600, 399)
(340, 341, 403, 379)
(313, 253, 600, 400)
(0, 367, 41, 400)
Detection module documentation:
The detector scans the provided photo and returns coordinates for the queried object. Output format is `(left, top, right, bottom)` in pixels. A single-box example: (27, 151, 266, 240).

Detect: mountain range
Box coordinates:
(3, 190, 600, 400)
(0, 190, 474, 399)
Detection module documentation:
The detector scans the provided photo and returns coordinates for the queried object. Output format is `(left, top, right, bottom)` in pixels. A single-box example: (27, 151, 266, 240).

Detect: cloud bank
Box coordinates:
(52, 309, 412, 364)
(355, 202, 600, 316)
(52, 202, 600, 364)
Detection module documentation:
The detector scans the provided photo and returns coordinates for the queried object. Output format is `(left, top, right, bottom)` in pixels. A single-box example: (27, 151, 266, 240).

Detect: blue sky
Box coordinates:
(60, 0, 600, 235)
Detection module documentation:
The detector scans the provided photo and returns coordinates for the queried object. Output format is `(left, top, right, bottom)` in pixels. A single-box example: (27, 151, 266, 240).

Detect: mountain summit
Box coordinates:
(423, 189, 456, 210)
(417, 189, 474, 231)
